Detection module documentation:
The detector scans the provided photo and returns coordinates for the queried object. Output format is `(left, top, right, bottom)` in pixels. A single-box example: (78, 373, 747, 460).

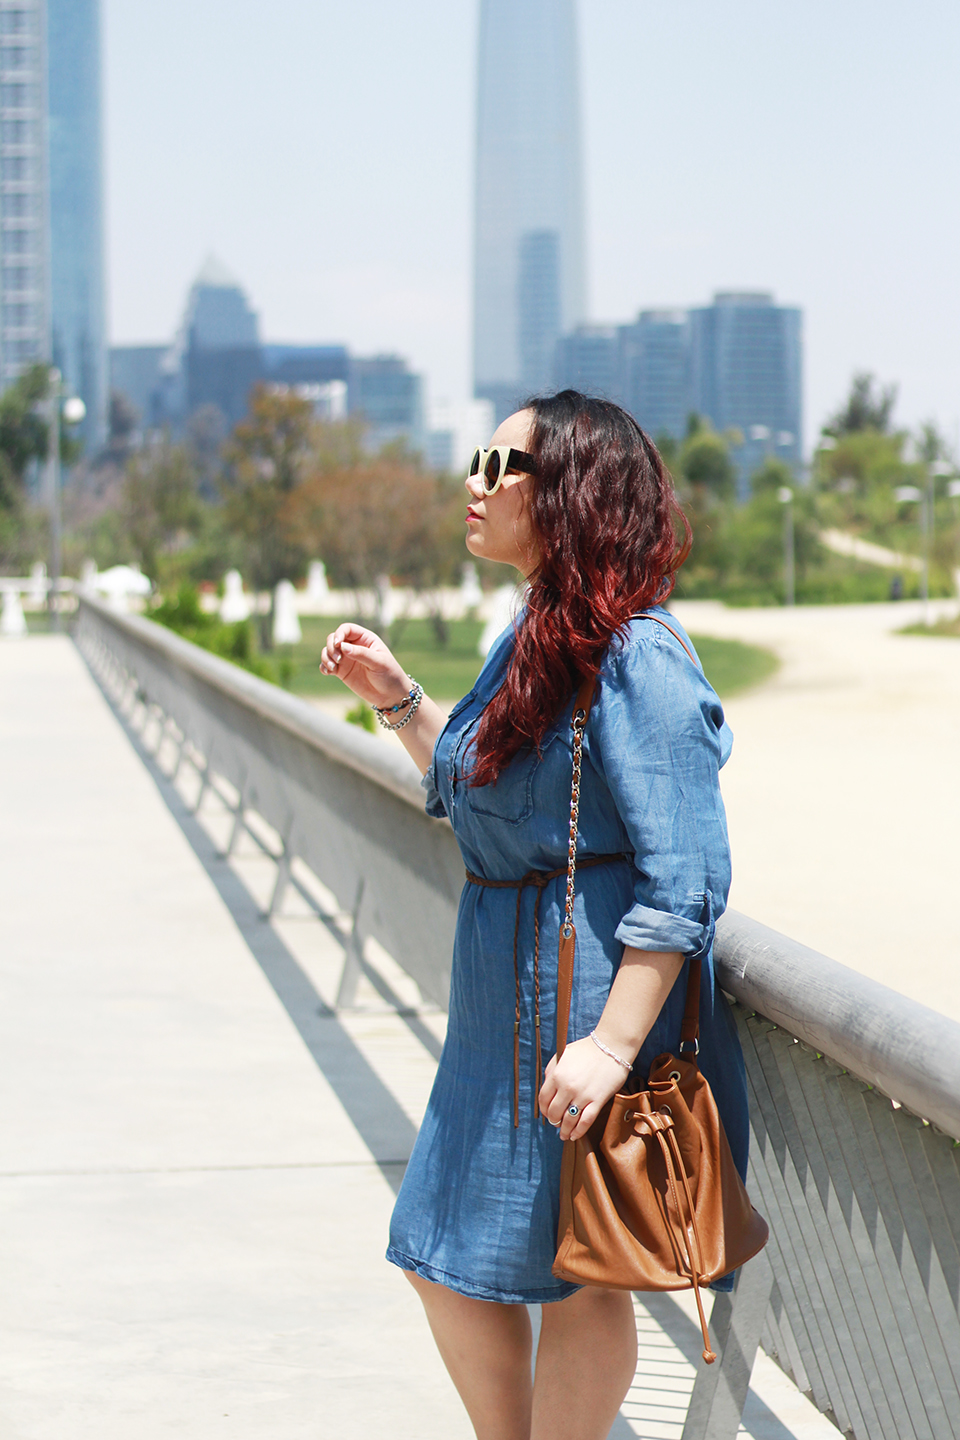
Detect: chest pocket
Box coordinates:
(460, 729, 560, 825)
(444, 690, 477, 728)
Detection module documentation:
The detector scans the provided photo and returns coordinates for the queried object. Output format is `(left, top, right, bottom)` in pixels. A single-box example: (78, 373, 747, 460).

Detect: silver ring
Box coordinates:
(567, 1104, 580, 1117)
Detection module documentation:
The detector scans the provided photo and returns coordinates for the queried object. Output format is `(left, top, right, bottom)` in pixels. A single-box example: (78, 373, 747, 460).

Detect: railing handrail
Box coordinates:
(716, 909, 960, 1139)
(77, 589, 427, 811)
(75, 590, 960, 1142)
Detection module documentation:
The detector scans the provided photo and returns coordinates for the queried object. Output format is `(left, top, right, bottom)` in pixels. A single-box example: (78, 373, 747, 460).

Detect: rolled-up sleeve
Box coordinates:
(592, 631, 732, 960)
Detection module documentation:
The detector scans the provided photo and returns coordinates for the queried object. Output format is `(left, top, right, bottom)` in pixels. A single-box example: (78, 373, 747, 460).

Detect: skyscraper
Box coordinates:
(152, 258, 263, 430)
(473, 0, 585, 420)
(690, 293, 802, 495)
(0, 1, 49, 390)
(553, 325, 619, 400)
(618, 310, 692, 444)
(348, 354, 424, 454)
(0, 0, 106, 449)
(552, 291, 803, 487)
(47, 0, 106, 449)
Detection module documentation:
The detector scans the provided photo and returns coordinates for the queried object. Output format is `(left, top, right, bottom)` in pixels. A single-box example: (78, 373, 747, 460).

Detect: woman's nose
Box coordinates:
(465, 472, 483, 498)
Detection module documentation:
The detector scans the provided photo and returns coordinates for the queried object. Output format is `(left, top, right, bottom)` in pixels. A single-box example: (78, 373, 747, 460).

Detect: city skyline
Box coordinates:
(103, 0, 960, 454)
(111, 259, 426, 456)
(553, 291, 802, 494)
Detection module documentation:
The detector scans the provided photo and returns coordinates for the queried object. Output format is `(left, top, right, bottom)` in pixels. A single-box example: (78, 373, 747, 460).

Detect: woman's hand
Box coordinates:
(320, 620, 449, 777)
(319, 623, 412, 709)
(540, 948, 686, 1141)
(539, 1037, 631, 1143)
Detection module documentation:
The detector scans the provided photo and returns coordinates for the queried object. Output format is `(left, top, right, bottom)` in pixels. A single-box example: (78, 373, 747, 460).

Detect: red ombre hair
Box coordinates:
(469, 391, 691, 788)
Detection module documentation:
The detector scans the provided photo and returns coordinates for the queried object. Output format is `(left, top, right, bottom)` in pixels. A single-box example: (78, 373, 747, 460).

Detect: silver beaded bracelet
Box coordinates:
(589, 1030, 633, 1072)
(374, 681, 424, 731)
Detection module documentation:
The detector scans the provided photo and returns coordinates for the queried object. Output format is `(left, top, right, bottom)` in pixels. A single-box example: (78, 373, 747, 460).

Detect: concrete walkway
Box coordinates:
(0, 634, 842, 1438)
(671, 598, 960, 1021)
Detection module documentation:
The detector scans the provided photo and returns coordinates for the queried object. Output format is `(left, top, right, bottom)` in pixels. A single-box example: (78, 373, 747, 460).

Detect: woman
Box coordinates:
(320, 392, 748, 1440)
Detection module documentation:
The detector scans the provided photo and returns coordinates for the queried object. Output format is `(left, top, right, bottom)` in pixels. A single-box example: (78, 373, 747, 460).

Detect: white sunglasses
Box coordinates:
(468, 445, 537, 496)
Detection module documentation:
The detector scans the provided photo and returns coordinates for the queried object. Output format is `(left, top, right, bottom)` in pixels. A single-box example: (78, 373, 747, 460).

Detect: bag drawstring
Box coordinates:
(637, 1110, 717, 1364)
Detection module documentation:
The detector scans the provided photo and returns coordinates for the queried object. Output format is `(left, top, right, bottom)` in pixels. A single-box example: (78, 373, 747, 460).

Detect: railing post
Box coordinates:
(193, 742, 215, 813)
(267, 837, 293, 919)
(225, 793, 247, 859)
(335, 877, 366, 1010)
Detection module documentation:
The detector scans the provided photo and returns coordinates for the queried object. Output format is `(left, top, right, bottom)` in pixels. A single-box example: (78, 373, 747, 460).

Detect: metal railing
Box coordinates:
(74, 591, 960, 1440)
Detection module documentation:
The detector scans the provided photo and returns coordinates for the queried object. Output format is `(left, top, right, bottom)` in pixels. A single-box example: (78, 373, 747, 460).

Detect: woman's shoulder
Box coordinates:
(603, 608, 703, 679)
(597, 609, 731, 757)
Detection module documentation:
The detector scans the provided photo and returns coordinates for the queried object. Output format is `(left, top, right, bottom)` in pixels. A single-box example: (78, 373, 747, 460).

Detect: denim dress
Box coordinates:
(386, 609, 749, 1303)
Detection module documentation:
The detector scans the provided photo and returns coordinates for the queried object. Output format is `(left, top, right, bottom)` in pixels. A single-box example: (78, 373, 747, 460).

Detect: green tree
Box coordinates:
(825, 373, 897, 437)
(0, 363, 52, 511)
(219, 385, 316, 647)
(282, 456, 465, 638)
(680, 425, 737, 501)
(0, 364, 86, 573)
(722, 459, 820, 604)
(670, 419, 738, 595)
(121, 440, 204, 581)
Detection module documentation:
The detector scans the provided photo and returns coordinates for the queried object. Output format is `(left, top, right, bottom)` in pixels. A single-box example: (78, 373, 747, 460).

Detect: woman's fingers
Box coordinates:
(565, 1101, 602, 1143)
(318, 622, 414, 712)
(543, 1087, 599, 1142)
(540, 1037, 628, 1140)
(320, 624, 382, 673)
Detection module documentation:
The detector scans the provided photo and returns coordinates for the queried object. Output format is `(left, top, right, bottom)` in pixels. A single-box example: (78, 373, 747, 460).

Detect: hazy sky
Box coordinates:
(104, 0, 960, 451)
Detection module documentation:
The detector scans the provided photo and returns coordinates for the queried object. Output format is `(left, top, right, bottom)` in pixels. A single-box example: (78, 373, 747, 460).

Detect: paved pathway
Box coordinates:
(671, 598, 960, 1021)
(0, 634, 842, 1438)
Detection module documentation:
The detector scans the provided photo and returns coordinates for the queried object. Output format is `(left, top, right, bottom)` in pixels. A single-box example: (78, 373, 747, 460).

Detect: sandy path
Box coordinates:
(670, 599, 960, 1020)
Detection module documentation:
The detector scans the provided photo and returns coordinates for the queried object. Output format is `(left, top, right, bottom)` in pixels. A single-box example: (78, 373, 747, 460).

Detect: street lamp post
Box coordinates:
(948, 476, 960, 591)
(929, 460, 955, 612)
(44, 369, 87, 632)
(777, 486, 795, 606)
(749, 424, 798, 607)
(894, 478, 938, 624)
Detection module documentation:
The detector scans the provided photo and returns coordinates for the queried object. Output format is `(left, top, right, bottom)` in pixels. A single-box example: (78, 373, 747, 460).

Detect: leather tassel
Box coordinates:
(534, 1015, 542, 1119)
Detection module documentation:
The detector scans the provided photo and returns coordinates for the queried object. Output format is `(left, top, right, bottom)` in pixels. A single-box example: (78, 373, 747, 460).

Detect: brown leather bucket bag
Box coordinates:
(550, 618, 769, 1363)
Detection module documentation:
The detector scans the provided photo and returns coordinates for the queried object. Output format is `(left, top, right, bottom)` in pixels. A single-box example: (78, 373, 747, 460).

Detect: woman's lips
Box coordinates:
(466, 508, 481, 522)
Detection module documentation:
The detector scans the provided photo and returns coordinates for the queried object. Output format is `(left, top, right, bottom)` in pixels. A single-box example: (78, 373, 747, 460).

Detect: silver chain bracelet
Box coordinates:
(589, 1030, 633, 1073)
(373, 681, 424, 731)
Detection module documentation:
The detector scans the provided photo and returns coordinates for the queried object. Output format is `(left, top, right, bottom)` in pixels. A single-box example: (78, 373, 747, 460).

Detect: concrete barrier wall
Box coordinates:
(75, 592, 960, 1440)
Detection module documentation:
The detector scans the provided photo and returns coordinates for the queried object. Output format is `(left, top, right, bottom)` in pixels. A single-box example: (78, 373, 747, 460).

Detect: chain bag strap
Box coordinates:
(555, 671, 597, 1063)
(555, 613, 698, 1061)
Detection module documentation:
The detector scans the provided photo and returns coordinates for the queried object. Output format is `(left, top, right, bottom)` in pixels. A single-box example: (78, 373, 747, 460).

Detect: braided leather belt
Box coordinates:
(465, 853, 630, 1127)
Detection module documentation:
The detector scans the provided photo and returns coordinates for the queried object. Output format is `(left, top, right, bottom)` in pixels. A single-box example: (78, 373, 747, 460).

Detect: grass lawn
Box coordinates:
(689, 633, 779, 696)
(898, 615, 960, 638)
(285, 615, 778, 702)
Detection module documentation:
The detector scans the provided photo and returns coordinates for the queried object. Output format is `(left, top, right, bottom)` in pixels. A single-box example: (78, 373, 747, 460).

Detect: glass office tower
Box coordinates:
(0, 0, 106, 450)
(0, 0, 49, 390)
(553, 325, 619, 400)
(618, 310, 692, 444)
(690, 293, 802, 497)
(473, 0, 585, 421)
(47, 0, 106, 449)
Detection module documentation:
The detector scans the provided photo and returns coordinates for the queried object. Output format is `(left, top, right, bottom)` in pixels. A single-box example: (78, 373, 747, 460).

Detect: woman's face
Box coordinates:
(463, 409, 540, 577)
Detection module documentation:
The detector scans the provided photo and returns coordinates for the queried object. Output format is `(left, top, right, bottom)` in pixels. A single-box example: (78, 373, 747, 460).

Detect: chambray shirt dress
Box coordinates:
(386, 609, 749, 1303)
